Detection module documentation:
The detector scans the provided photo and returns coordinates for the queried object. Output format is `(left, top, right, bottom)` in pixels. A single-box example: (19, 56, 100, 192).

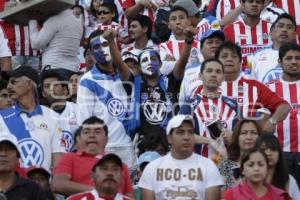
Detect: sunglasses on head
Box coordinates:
(97, 10, 110, 15)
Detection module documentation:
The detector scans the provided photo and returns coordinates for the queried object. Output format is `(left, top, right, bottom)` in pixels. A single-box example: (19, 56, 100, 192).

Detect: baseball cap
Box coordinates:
(200, 29, 225, 44)
(122, 51, 139, 63)
(6, 65, 40, 86)
(175, 0, 199, 17)
(92, 153, 123, 171)
(137, 151, 161, 166)
(0, 133, 20, 156)
(166, 115, 194, 135)
(26, 166, 51, 179)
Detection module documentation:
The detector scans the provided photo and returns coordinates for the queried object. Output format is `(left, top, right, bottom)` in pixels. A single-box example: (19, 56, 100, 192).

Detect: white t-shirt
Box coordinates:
(138, 153, 224, 200)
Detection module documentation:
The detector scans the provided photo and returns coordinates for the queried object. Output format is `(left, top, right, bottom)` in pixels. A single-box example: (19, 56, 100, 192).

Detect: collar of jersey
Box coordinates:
(14, 103, 43, 118)
(91, 65, 120, 81)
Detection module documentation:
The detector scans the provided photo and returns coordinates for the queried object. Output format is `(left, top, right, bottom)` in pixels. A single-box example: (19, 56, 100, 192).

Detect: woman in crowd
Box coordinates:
(223, 147, 290, 200)
(256, 134, 300, 200)
(218, 119, 261, 189)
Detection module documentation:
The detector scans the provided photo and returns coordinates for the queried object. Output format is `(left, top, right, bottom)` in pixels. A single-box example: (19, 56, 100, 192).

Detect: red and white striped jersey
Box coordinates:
(0, 21, 39, 56)
(273, 0, 300, 25)
(190, 74, 288, 118)
(0, 24, 11, 57)
(183, 92, 238, 158)
(121, 0, 155, 28)
(267, 78, 300, 153)
(215, 0, 240, 20)
(67, 189, 131, 200)
(223, 18, 272, 71)
(159, 35, 202, 75)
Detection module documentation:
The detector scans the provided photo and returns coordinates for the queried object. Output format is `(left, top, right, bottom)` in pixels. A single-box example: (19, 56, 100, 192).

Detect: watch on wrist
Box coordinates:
(268, 118, 277, 125)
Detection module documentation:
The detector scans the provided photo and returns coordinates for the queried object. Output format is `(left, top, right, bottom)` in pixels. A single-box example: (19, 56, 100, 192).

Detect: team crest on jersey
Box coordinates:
(143, 100, 167, 125)
(25, 120, 36, 131)
(262, 33, 269, 40)
(18, 138, 44, 167)
(107, 98, 125, 117)
(62, 130, 74, 152)
(238, 85, 244, 93)
(211, 105, 219, 114)
(262, 68, 282, 84)
(38, 122, 48, 130)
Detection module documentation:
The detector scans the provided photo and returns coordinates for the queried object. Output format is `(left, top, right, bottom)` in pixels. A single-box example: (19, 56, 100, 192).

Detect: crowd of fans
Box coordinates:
(0, 0, 300, 199)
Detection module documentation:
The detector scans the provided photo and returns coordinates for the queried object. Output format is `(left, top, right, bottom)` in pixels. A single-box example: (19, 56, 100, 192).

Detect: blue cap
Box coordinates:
(200, 29, 225, 43)
(137, 151, 161, 165)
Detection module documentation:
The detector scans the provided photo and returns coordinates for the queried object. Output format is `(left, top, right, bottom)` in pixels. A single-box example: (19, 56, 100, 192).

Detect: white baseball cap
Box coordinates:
(0, 133, 20, 156)
(166, 115, 194, 135)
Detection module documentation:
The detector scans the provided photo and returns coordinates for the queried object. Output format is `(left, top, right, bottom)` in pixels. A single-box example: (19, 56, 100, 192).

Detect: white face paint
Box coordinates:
(140, 50, 160, 76)
(99, 36, 111, 62)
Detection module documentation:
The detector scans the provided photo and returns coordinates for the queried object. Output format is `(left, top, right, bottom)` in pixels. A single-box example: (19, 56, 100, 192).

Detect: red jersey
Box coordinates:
(223, 18, 272, 70)
(267, 79, 300, 153)
(0, 21, 39, 56)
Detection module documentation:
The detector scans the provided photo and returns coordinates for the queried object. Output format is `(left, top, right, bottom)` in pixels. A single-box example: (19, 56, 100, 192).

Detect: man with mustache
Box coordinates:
(67, 153, 132, 200)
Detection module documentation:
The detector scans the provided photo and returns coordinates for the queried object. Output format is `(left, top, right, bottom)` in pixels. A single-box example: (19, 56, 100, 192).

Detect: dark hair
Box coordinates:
(228, 119, 261, 161)
(271, 13, 297, 31)
(81, 116, 108, 136)
(100, 2, 117, 13)
(215, 42, 242, 62)
(169, 6, 189, 18)
(200, 59, 224, 73)
(241, 0, 265, 3)
(279, 43, 300, 62)
(0, 79, 8, 91)
(73, 126, 82, 147)
(87, 29, 104, 49)
(40, 70, 67, 91)
(240, 147, 269, 178)
(137, 133, 169, 156)
(90, 0, 99, 17)
(131, 14, 152, 39)
(69, 71, 84, 80)
(256, 134, 289, 190)
(72, 4, 85, 15)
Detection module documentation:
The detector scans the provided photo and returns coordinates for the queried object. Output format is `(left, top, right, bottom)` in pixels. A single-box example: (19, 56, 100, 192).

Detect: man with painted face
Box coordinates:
(76, 29, 134, 167)
(102, 26, 195, 140)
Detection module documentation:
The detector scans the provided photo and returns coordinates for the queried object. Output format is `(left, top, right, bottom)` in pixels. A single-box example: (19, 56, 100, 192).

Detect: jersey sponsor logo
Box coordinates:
(143, 100, 167, 125)
(107, 98, 125, 117)
(18, 138, 44, 167)
(241, 46, 264, 54)
(62, 130, 73, 152)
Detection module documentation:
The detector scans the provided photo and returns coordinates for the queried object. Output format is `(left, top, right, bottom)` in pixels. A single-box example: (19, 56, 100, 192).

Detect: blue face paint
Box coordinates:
(90, 36, 111, 65)
(140, 50, 161, 76)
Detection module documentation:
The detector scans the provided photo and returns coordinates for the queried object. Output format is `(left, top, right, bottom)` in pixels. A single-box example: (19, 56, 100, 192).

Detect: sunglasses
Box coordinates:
(97, 10, 110, 15)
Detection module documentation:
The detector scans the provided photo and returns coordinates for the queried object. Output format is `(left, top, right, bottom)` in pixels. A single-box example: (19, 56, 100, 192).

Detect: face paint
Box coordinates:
(90, 35, 111, 65)
(140, 50, 161, 76)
